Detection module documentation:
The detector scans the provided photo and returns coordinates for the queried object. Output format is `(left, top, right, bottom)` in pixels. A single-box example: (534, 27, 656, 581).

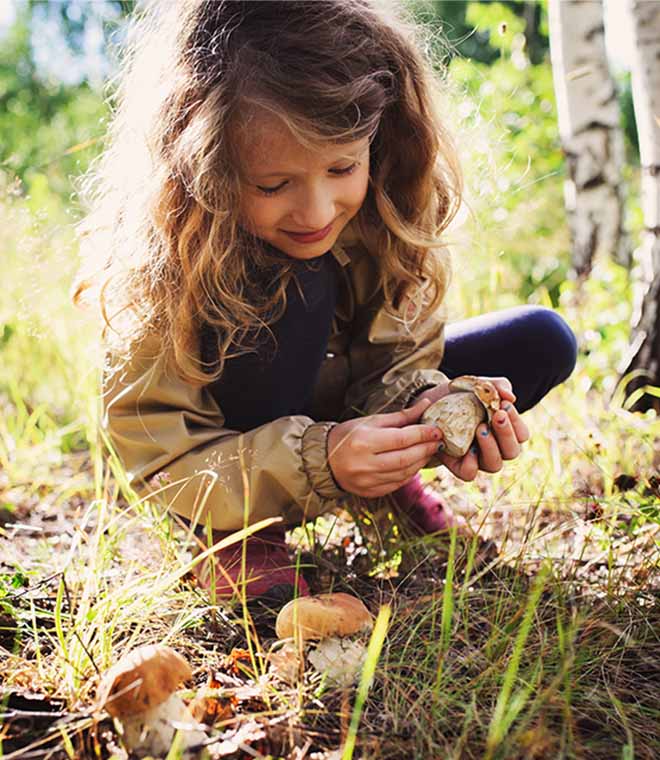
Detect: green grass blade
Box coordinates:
(486, 564, 548, 755)
(341, 604, 391, 760)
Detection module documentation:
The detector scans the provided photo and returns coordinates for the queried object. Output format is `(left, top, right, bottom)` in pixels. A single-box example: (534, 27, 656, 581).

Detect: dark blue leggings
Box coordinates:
(439, 305, 578, 414)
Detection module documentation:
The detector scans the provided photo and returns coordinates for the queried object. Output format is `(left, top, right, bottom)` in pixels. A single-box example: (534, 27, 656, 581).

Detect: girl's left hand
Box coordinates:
(415, 376, 530, 482)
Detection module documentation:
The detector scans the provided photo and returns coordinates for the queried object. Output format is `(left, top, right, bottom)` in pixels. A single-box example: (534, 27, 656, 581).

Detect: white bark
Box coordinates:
(549, 0, 629, 274)
(618, 0, 660, 412)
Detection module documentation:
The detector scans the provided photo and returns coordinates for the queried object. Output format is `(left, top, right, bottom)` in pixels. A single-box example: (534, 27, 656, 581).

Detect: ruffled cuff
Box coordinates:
(301, 421, 349, 501)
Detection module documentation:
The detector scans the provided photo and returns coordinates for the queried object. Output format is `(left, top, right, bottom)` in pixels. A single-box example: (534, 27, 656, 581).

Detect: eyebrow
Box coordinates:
(251, 146, 367, 180)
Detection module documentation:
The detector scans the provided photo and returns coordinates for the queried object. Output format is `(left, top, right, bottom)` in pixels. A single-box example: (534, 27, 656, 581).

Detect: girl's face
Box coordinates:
(238, 113, 370, 260)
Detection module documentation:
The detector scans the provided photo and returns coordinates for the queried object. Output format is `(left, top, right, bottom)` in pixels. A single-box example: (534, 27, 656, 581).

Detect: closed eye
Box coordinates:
(256, 162, 360, 196)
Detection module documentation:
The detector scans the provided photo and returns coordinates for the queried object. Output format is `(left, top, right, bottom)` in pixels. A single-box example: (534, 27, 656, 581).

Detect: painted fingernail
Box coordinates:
(480, 427, 489, 436)
(470, 444, 478, 455)
(437, 442, 445, 452)
(503, 403, 512, 411)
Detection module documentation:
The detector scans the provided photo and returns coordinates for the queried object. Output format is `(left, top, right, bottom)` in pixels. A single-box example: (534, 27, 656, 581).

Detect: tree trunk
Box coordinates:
(617, 0, 660, 413)
(548, 0, 630, 276)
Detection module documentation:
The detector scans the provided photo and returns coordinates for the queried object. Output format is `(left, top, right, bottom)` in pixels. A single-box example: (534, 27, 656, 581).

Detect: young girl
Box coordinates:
(73, 0, 577, 606)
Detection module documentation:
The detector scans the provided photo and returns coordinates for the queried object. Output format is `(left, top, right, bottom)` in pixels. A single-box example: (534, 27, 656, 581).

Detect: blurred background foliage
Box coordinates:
(0, 0, 639, 209)
(0, 0, 644, 423)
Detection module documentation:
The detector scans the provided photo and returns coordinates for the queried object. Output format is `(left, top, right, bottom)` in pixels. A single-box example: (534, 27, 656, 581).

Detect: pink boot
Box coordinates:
(192, 525, 310, 603)
(391, 473, 467, 536)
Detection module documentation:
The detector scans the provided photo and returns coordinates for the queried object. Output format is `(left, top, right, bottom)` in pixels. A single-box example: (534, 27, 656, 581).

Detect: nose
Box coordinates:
(289, 182, 336, 231)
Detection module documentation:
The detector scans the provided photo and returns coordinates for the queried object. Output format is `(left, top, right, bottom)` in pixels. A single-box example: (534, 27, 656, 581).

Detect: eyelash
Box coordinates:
(256, 162, 360, 196)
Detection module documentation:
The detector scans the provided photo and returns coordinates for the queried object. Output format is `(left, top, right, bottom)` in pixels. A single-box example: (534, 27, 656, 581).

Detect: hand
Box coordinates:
(417, 376, 530, 482)
(327, 397, 443, 498)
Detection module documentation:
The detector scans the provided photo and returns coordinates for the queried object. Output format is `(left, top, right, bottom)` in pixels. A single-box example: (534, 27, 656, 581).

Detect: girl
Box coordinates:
(73, 0, 577, 607)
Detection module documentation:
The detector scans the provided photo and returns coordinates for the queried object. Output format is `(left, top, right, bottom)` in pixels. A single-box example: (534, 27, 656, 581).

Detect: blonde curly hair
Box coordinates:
(72, 0, 463, 385)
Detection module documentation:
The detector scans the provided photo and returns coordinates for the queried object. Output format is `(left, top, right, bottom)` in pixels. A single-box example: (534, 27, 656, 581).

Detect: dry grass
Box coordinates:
(0, 169, 659, 758)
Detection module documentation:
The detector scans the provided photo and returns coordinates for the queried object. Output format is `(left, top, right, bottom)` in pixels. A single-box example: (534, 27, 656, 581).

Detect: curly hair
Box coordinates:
(72, 0, 463, 385)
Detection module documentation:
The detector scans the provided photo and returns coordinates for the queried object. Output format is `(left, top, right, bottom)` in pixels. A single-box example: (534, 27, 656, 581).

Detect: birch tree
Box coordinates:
(618, 0, 660, 413)
(548, 0, 629, 276)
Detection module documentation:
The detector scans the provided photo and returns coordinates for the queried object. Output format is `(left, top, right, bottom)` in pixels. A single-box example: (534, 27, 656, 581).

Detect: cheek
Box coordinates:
(241, 196, 280, 231)
(346, 167, 370, 209)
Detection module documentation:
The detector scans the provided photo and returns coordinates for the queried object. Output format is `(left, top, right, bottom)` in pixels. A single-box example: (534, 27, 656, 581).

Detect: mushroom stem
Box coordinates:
(114, 693, 207, 758)
(271, 593, 373, 686)
(97, 644, 207, 758)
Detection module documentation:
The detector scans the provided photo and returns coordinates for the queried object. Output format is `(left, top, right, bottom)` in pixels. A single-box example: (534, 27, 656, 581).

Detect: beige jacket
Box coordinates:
(101, 237, 450, 531)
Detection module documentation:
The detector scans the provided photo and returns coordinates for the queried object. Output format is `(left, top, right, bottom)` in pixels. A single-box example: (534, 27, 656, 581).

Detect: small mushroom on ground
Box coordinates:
(421, 375, 501, 457)
(269, 592, 373, 687)
(97, 644, 207, 758)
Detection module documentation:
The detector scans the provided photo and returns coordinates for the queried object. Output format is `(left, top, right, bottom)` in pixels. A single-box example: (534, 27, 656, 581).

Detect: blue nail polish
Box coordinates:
(470, 444, 478, 455)
(480, 429, 489, 436)
(504, 403, 512, 410)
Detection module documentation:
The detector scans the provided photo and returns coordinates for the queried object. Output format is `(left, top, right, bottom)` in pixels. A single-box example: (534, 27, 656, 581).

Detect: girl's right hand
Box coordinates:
(327, 397, 443, 498)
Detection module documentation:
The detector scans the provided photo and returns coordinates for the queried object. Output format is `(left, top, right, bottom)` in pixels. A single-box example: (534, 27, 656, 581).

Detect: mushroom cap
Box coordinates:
(276, 592, 373, 641)
(448, 375, 501, 420)
(97, 644, 192, 718)
(421, 392, 487, 457)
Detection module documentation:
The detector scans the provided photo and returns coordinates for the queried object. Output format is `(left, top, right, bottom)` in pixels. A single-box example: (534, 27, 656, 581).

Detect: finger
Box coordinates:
(500, 401, 530, 443)
(371, 438, 442, 481)
(438, 447, 479, 482)
(371, 422, 442, 454)
(490, 377, 516, 404)
(489, 409, 521, 460)
(474, 423, 503, 472)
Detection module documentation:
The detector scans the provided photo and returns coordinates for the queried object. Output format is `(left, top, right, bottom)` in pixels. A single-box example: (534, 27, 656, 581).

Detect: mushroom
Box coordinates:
(97, 644, 207, 758)
(421, 375, 501, 458)
(270, 593, 373, 687)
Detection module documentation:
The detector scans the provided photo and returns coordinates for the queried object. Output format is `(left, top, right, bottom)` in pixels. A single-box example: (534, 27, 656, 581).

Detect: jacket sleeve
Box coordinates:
(342, 245, 451, 419)
(101, 333, 348, 532)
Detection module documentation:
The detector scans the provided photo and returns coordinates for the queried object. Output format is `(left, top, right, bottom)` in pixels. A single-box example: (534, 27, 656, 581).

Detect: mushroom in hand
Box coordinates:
(270, 592, 373, 687)
(421, 375, 501, 458)
(96, 644, 207, 758)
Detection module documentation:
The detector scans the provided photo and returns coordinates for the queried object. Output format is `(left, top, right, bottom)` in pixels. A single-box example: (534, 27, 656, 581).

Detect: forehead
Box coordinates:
(238, 111, 368, 175)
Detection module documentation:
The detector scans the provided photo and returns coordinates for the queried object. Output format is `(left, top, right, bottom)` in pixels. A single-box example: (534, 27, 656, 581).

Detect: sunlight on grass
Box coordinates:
(1, 109, 658, 758)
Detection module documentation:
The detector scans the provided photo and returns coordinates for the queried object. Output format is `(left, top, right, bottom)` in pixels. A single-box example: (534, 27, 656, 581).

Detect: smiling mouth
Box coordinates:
(282, 223, 333, 235)
(281, 221, 335, 243)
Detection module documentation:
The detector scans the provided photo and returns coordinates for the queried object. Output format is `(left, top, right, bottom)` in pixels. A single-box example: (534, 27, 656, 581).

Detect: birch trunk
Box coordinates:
(548, 0, 629, 276)
(618, 0, 660, 413)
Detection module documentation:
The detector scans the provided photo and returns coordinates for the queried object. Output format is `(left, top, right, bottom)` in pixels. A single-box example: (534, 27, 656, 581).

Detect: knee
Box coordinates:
(518, 305, 578, 382)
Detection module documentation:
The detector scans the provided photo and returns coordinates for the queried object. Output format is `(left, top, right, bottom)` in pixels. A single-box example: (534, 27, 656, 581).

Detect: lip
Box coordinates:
(282, 221, 334, 244)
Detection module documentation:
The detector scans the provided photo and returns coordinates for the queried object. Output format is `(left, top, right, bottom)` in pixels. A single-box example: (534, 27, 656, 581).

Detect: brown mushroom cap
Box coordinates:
(97, 644, 192, 718)
(276, 592, 373, 641)
(448, 376, 501, 419)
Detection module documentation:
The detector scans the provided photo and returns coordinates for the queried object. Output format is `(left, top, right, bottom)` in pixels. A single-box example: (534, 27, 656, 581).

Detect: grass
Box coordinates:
(0, 167, 659, 759)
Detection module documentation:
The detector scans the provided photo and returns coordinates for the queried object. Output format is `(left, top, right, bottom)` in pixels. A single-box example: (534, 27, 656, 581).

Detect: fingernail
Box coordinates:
(480, 428, 489, 436)
(437, 442, 445, 452)
(470, 444, 478, 455)
(497, 413, 507, 425)
(503, 403, 512, 411)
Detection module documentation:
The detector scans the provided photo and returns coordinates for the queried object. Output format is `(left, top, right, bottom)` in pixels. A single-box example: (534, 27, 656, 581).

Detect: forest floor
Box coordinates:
(1, 380, 659, 759)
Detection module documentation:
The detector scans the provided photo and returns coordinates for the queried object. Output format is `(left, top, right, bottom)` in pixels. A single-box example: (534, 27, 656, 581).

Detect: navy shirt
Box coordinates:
(201, 251, 340, 432)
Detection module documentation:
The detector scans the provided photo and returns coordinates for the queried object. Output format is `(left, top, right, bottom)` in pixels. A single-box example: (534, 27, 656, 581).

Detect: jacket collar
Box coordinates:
(330, 220, 360, 267)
